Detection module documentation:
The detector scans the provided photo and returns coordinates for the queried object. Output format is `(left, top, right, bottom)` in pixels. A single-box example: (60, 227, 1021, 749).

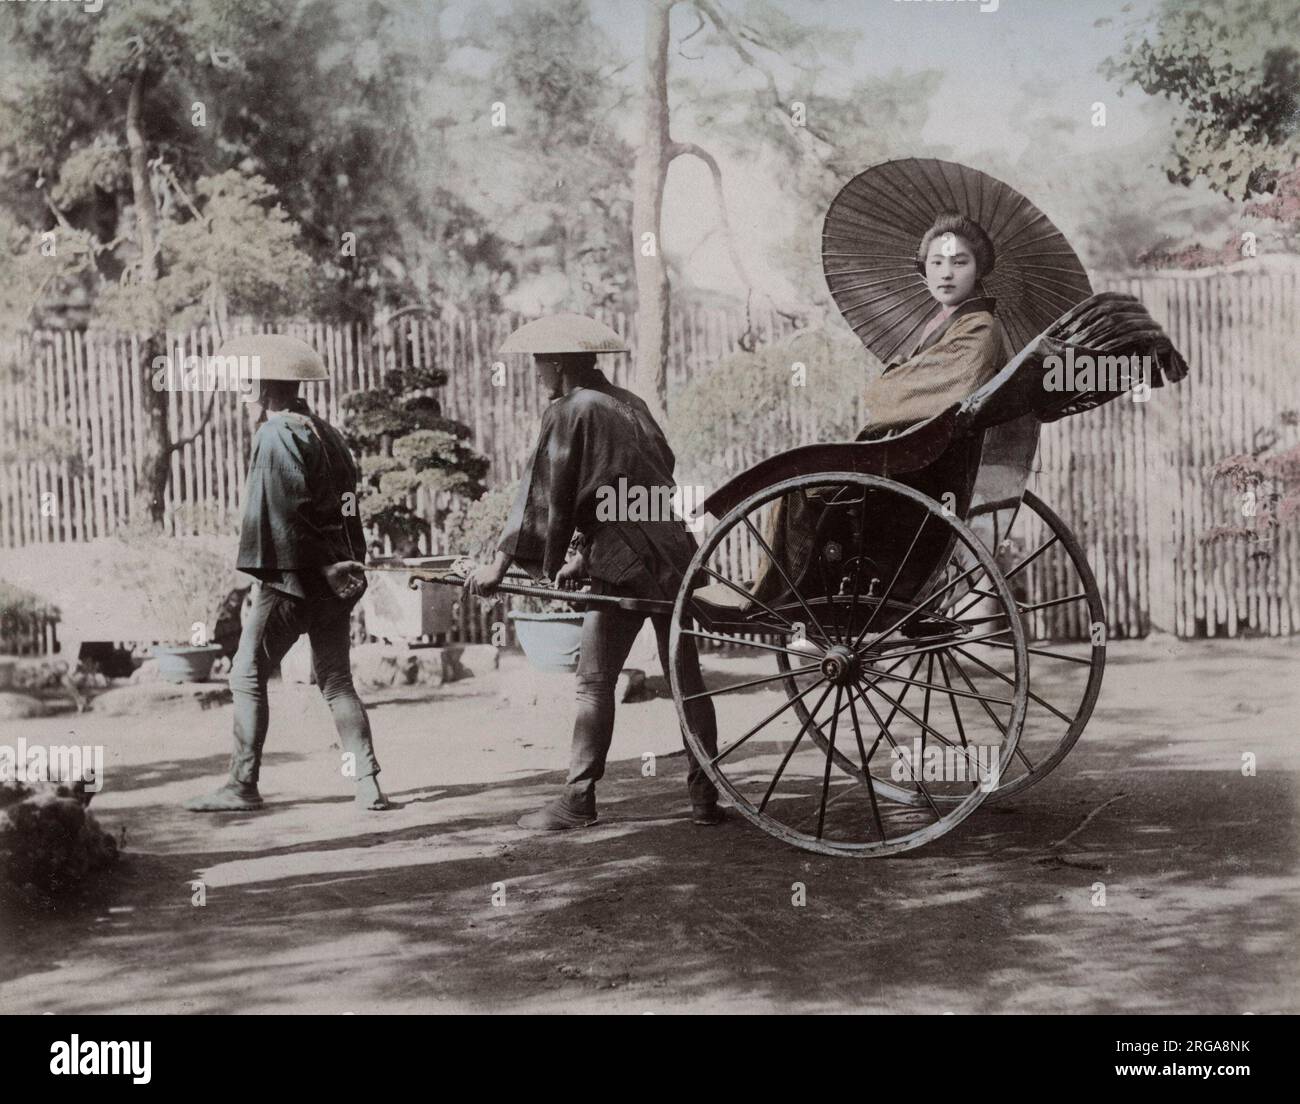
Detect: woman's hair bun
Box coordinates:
(916, 213, 996, 277)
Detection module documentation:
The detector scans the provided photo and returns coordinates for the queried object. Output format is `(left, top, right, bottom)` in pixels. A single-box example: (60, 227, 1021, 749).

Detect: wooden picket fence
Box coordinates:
(1, 271, 1298, 647)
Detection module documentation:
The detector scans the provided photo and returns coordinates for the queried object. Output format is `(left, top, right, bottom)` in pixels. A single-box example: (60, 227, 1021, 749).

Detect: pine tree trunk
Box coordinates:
(126, 66, 171, 527)
(632, 0, 675, 425)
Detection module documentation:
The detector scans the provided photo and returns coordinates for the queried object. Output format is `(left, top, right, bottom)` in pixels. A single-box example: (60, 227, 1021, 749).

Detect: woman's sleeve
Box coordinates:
(860, 315, 1005, 433)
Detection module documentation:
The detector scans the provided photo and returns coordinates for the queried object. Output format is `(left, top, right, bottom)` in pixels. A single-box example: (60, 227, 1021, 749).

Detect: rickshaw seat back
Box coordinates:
(700, 405, 963, 521)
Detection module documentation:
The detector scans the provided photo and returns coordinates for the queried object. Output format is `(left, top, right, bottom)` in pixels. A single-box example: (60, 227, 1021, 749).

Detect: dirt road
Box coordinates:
(2, 637, 1297, 1013)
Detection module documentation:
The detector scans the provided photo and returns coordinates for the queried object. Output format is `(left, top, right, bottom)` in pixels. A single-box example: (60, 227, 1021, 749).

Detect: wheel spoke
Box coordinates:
(935, 651, 973, 754)
(847, 680, 942, 817)
(921, 652, 934, 756)
(816, 685, 844, 839)
(713, 673, 828, 765)
(869, 628, 1014, 664)
(952, 644, 1074, 725)
(758, 682, 833, 814)
(949, 533, 1061, 620)
(1019, 591, 1090, 615)
(968, 638, 1094, 665)
(956, 590, 1089, 626)
(696, 565, 830, 643)
(683, 662, 822, 701)
(1004, 532, 1061, 582)
(741, 514, 833, 647)
(944, 650, 1033, 773)
(846, 686, 886, 839)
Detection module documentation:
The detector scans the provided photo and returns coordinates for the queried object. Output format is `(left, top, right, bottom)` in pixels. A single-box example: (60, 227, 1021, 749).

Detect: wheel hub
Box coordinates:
(819, 645, 860, 686)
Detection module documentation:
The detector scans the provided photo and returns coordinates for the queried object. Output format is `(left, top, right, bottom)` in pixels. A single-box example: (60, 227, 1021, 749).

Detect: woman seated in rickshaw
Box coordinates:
(754, 211, 1007, 601)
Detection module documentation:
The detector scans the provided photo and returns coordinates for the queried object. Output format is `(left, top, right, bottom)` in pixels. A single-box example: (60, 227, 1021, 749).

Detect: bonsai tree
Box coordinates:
(341, 356, 489, 559)
(443, 484, 517, 565)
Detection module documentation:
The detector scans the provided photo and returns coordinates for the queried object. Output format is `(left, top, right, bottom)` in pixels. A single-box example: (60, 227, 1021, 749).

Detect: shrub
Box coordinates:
(442, 483, 557, 614)
(0, 580, 59, 654)
(0, 781, 119, 911)
(667, 329, 870, 488)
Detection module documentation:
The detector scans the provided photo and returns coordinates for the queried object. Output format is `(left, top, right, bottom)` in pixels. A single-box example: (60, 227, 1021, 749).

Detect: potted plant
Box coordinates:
(506, 607, 585, 672)
(341, 350, 490, 642)
(444, 485, 585, 671)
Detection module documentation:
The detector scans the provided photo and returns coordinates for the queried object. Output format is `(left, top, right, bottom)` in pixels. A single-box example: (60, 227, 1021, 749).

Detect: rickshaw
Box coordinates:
(416, 159, 1189, 857)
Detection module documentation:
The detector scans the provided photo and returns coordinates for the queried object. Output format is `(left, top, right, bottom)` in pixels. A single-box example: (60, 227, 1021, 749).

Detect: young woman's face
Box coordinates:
(924, 232, 980, 307)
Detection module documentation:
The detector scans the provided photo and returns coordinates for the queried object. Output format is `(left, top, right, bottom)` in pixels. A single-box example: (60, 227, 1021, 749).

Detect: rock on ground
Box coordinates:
(0, 693, 48, 719)
(91, 681, 232, 717)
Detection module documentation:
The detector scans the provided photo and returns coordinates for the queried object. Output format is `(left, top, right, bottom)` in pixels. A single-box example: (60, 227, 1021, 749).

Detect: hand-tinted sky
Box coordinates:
(497, 0, 1178, 305)
(596, 0, 1159, 157)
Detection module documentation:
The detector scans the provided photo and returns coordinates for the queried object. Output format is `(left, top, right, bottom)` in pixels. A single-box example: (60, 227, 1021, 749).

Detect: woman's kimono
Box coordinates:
(857, 295, 1007, 434)
(750, 296, 1008, 604)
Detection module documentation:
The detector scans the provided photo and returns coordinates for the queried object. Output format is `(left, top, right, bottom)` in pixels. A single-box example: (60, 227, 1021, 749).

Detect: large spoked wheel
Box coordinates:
(938, 489, 1106, 800)
(779, 489, 1105, 804)
(668, 472, 1029, 857)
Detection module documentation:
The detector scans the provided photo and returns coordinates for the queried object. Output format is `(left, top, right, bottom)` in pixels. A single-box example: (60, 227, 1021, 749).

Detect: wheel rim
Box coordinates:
(669, 473, 1029, 857)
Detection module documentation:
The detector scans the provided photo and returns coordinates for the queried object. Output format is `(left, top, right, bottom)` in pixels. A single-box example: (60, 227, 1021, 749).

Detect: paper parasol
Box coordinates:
(822, 158, 1093, 363)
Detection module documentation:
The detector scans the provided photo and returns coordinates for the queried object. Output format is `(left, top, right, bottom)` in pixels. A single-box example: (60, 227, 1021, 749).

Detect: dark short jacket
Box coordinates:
(498, 373, 697, 602)
(237, 404, 365, 599)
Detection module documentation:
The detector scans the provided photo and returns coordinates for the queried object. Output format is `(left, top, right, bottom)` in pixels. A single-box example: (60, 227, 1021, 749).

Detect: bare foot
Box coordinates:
(355, 775, 392, 811)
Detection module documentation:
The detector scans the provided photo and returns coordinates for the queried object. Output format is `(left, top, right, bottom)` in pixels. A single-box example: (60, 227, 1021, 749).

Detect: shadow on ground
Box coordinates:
(1, 639, 1296, 1013)
(3, 735, 1295, 1013)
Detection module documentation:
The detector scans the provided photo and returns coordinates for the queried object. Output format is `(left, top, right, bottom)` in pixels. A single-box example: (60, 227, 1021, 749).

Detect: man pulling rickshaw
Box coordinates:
(464, 313, 725, 831)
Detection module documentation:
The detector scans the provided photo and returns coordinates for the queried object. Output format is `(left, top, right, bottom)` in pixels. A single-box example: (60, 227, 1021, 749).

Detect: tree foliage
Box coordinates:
(450, 0, 635, 312)
(1205, 411, 1300, 553)
(92, 170, 313, 334)
(1104, 0, 1300, 200)
(668, 328, 869, 487)
(0, 0, 520, 327)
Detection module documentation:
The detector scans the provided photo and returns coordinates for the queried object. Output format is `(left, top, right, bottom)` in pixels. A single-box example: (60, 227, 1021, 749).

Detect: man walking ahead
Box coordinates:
(465, 314, 722, 830)
(185, 334, 389, 813)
